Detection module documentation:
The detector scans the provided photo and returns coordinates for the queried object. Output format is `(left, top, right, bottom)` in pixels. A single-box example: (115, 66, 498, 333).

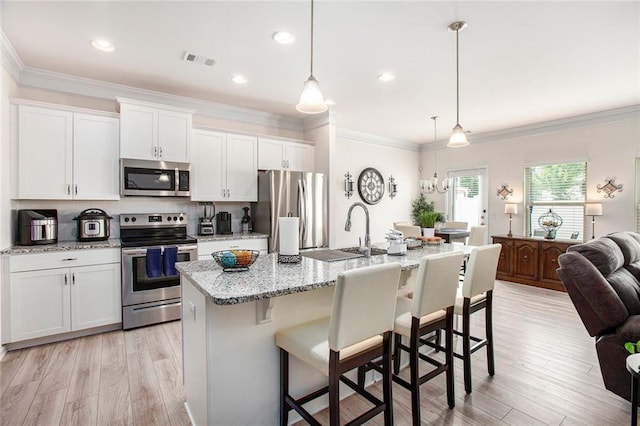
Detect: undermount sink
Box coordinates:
(301, 247, 387, 262)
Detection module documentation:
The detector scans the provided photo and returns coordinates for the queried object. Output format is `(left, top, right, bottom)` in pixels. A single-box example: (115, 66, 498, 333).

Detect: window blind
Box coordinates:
(524, 162, 586, 239)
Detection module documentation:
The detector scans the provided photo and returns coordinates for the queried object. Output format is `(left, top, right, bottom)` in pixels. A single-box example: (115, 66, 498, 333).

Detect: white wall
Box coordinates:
(332, 136, 420, 248)
(420, 114, 640, 241)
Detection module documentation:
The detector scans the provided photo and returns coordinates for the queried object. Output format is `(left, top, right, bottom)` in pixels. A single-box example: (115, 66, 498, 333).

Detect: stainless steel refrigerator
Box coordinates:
(251, 170, 327, 253)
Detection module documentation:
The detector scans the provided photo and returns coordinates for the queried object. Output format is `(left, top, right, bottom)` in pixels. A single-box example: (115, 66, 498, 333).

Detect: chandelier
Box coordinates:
(421, 116, 451, 194)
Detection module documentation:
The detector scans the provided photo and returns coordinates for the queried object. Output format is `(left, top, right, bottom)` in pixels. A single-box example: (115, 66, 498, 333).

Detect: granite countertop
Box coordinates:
(176, 243, 472, 306)
(193, 233, 269, 242)
(2, 239, 122, 255)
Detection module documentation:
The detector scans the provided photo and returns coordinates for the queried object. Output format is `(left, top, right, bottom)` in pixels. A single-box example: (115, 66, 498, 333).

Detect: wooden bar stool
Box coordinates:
(453, 244, 502, 394)
(391, 251, 465, 425)
(276, 263, 401, 426)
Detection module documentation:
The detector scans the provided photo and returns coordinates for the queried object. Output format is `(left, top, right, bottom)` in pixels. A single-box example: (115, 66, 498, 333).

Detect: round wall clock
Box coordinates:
(358, 167, 385, 205)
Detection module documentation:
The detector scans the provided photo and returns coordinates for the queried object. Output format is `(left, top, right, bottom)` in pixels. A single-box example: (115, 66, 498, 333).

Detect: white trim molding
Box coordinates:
(337, 128, 421, 152)
(1, 30, 23, 82)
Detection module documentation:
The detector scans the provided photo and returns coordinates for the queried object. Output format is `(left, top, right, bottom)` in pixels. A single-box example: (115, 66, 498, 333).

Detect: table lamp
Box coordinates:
(585, 203, 603, 239)
(505, 203, 518, 237)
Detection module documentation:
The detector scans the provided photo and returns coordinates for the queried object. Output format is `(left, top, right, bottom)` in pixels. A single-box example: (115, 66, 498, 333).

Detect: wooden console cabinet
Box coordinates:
(492, 235, 579, 291)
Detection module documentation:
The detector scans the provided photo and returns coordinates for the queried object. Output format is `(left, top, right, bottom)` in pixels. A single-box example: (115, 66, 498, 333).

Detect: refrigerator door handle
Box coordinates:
(298, 178, 307, 244)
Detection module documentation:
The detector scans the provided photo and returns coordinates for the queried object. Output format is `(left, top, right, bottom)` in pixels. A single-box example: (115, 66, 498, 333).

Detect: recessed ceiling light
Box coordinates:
(232, 75, 248, 84)
(377, 72, 395, 82)
(272, 31, 296, 45)
(91, 38, 114, 52)
(325, 99, 335, 106)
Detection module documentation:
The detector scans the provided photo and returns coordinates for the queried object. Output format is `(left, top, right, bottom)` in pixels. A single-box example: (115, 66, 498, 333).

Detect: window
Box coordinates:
(524, 162, 586, 239)
(636, 158, 640, 232)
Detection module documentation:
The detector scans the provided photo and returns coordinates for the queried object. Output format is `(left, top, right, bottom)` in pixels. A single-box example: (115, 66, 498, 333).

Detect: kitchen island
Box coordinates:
(176, 244, 470, 426)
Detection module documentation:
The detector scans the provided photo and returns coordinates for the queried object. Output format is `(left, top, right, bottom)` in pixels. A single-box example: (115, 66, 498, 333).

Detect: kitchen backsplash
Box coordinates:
(11, 198, 254, 243)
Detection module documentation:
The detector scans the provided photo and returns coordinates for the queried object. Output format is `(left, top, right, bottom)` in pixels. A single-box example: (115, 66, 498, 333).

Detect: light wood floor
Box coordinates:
(0, 281, 634, 425)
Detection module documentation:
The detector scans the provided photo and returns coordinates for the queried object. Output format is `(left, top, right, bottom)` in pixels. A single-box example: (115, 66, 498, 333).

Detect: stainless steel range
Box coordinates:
(120, 213, 197, 330)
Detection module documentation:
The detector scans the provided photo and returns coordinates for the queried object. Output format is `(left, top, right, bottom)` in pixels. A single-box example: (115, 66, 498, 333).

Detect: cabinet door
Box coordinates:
(514, 241, 538, 280)
(539, 242, 571, 284)
(493, 238, 514, 276)
(73, 114, 120, 200)
(119, 103, 158, 160)
(258, 138, 285, 170)
(70, 263, 121, 330)
(286, 142, 313, 172)
(226, 134, 257, 202)
(191, 130, 225, 201)
(10, 269, 71, 341)
(18, 105, 73, 199)
(158, 110, 191, 162)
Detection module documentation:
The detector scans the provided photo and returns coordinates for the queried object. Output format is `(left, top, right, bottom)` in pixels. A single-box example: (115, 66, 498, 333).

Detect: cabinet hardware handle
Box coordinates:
(222, 189, 226, 198)
(500, 253, 504, 258)
(74, 185, 78, 195)
(62, 258, 77, 261)
(227, 189, 230, 198)
(282, 160, 286, 168)
(64, 275, 68, 285)
(159, 147, 163, 158)
(153, 146, 158, 157)
(551, 258, 557, 263)
(67, 184, 71, 195)
(72, 273, 76, 285)
(523, 255, 528, 261)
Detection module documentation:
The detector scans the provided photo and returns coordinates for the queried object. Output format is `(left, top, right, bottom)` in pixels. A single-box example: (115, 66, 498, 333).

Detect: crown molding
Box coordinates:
(420, 105, 640, 152)
(1, 30, 24, 82)
(16, 66, 304, 132)
(337, 128, 421, 152)
(301, 110, 335, 133)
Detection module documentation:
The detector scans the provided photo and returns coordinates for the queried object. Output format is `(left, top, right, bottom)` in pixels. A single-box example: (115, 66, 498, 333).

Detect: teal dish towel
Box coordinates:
(146, 248, 162, 278)
(163, 246, 178, 276)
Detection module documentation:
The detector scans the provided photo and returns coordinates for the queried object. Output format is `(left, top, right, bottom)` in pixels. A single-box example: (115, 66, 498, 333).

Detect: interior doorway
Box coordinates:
(446, 167, 488, 241)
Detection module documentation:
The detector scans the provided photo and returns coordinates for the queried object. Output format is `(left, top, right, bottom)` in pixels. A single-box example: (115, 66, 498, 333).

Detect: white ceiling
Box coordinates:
(2, 1, 639, 144)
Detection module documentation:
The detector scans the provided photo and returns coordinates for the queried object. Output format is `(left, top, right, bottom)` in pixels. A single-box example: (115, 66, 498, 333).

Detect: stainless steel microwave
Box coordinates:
(120, 159, 190, 197)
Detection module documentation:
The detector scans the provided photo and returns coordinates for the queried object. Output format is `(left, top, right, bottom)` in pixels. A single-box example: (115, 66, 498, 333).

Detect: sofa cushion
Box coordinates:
(607, 232, 640, 265)
(567, 238, 624, 277)
(607, 268, 640, 315)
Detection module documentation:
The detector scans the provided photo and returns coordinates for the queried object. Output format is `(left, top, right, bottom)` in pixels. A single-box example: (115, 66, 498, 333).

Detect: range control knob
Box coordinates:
(124, 217, 130, 222)
(167, 216, 172, 221)
(179, 216, 184, 221)
(131, 217, 137, 222)
(173, 216, 178, 221)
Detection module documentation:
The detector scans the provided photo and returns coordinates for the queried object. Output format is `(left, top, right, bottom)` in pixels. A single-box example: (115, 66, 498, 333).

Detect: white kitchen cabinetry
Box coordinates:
(118, 97, 193, 162)
(197, 238, 268, 260)
(15, 104, 119, 200)
(7, 249, 121, 343)
(191, 129, 257, 202)
(258, 138, 314, 172)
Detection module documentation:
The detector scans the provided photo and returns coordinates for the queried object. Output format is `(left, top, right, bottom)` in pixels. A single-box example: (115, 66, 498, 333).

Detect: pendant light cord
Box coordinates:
(432, 116, 438, 175)
(455, 28, 460, 125)
(310, 0, 315, 76)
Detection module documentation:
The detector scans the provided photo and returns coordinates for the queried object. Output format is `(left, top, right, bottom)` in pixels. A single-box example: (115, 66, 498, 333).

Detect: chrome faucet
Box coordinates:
(345, 202, 371, 257)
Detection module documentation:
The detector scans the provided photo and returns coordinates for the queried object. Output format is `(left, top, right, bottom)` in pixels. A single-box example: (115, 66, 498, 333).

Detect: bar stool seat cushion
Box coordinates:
(276, 317, 383, 376)
(394, 296, 446, 337)
(454, 291, 486, 315)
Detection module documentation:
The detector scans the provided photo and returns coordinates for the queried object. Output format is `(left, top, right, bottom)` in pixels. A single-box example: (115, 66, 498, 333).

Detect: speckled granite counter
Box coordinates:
(192, 232, 268, 242)
(1, 239, 121, 255)
(176, 243, 471, 305)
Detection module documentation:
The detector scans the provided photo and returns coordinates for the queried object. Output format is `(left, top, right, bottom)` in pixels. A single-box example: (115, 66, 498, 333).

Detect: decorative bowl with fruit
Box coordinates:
(212, 250, 260, 272)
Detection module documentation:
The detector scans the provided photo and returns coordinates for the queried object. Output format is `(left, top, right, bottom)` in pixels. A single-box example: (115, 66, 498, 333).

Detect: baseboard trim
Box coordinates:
(4, 323, 122, 351)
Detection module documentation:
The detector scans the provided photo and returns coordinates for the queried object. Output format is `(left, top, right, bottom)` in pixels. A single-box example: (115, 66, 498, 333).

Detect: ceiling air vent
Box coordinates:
(182, 51, 216, 67)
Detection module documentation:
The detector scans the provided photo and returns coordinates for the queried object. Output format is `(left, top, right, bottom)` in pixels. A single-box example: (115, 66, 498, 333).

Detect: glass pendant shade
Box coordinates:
(296, 75, 328, 114)
(447, 124, 469, 147)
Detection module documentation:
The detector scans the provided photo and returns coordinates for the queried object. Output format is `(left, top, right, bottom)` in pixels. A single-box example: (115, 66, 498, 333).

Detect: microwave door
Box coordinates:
(123, 167, 176, 196)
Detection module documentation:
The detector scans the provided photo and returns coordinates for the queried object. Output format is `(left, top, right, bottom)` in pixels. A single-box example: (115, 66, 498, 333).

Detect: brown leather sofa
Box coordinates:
(557, 231, 640, 401)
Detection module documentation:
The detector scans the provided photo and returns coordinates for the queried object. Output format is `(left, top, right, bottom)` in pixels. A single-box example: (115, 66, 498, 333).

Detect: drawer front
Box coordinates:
(197, 238, 268, 257)
(10, 248, 121, 273)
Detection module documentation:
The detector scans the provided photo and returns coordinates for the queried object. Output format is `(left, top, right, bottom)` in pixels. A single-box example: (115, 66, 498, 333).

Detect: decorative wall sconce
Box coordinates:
(597, 177, 623, 198)
(504, 203, 518, 237)
(344, 172, 354, 198)
(585, 202, 603, 239)
(388, 175, 398, 199)
(497, 183, 513, 200)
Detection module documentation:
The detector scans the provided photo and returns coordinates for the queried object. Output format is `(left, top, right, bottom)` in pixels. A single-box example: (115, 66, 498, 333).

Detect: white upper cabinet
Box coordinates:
(118, 97, 193, 162)
(258, 138, 314, 172)
(15, 103, 119, 200)
(191, 129, 257, 202)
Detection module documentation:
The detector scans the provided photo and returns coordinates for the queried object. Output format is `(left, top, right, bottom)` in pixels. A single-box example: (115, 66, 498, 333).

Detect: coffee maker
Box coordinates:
(216, 212, 232, 235)
(198, 203, 215, 236)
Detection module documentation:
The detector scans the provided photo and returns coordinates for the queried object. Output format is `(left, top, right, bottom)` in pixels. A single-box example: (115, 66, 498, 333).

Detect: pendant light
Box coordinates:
(447, 21, 469, 147)
(421, 116, 451, 194)
(296, 0, 327, 114)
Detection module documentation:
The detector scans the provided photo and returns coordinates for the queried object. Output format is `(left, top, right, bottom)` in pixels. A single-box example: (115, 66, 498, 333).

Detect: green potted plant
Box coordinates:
(419, 211, 444, 237)
(411, 194, 445, 236)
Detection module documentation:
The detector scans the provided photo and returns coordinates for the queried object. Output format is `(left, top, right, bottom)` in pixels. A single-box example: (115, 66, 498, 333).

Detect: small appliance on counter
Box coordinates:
(74, 208, 112, 242)
(17, 209, 58, 246)
(386, 229, 407, 256)
(241, 207, 252, 235)
(216, 212, 232, 235)
(198, 202, 215, 236)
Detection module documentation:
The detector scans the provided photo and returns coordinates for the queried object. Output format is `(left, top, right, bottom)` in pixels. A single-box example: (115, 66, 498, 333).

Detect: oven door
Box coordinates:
(121, 244, 197, 306)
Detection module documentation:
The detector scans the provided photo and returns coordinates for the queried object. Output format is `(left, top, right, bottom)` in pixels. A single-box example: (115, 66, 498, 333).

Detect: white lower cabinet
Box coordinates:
(8, 249, 121, 343)
(197, 238, 268, 260)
